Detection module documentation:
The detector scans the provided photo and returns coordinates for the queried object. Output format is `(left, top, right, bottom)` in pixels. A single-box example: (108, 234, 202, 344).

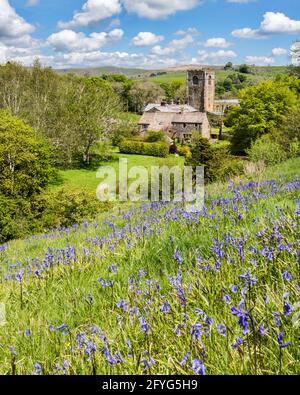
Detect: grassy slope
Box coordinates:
(52, 153, 184, 193)
(149, 66, 288, 85)
(0, 157, 299, 375)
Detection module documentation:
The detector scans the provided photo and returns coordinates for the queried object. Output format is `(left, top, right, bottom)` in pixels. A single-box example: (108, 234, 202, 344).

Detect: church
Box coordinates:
(138, 69, 215, 143)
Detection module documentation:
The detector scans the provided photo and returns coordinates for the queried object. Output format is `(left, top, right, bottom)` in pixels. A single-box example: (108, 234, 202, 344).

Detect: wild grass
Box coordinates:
(0, 157, 299, 375)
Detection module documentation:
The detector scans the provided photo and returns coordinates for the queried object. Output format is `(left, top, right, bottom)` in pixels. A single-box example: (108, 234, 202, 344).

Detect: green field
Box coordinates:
(0, 157, 299, 375)
(52, 153, 184, 193)
(149, 66, 289, 85)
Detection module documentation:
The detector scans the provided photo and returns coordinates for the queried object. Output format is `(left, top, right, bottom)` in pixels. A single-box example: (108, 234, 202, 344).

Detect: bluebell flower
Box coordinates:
(191, 359, 206, 375)
(276, 331, 292, 348)
(232, 337, 244, 349)
(217, 323, 227, 337)
(283, 302, 293, 316)
(161, 302, 171, 313)
(190, 323, 202, 340)
(173, 247, 183, 264)
(282, 271, 292, 282)
(273, 312, 280, 326)
(32, 363, 42, 375)
(139, 316, 150, 334)
(180, 352, 190, 366)
(259, 324, 269, 336)
(24, 329, 31, 337)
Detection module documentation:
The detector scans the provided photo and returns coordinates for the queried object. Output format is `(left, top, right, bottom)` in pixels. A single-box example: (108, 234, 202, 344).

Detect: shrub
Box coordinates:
(246, 135, 287, 166)
(119, 140, 169, 157)
(178, 145, 192, 159)
(144, 130, 166, 143)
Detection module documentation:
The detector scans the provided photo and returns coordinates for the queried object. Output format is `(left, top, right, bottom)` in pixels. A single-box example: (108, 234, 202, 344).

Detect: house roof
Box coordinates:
(138, 111, 206, 130)
(172, 112, 206, 123)
(214, 99, 240, 105)
(144, 103, 198, 113)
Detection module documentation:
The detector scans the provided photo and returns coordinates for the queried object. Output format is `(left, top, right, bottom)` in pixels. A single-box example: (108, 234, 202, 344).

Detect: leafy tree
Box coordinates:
(224, 62, 233, 70)
(129, 81, 164, 113)
(0, 110, 55, 199)
(160, 81, 184, 102)
(238, 64, 252, 74)
(226, 79, 299, 154)
(187, 136, 216, 182)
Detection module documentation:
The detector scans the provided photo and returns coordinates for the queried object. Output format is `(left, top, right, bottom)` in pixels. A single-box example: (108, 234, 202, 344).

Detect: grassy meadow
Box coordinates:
(0, 157, 299, 375)
(149, 66, 289, 85)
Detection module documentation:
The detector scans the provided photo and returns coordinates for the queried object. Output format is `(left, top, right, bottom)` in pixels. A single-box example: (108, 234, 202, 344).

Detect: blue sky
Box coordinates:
(0, 0, 299, 69)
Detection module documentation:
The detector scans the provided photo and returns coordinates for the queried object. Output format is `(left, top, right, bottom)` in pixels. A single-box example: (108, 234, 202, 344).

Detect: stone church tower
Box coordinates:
(187, 69, 215, 112)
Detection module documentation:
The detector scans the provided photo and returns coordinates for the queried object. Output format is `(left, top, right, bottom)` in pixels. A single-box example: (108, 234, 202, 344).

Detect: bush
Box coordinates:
(0, 189, 111, 243)
(178, 145, 192, 159)
(144, 130, 166, 143)
(246, 135, 287, 166)
(119, 140, 169, 157)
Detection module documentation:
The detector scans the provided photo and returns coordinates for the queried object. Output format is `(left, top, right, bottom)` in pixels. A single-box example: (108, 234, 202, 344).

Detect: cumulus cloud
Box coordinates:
(197, 49, 237, 64)
(47, 29, 124, 53)
(227, 0, 255, 3)
(204, 37, 232, 48)
(151, 34, 194, 56)
(131, 32, 164, 47)
(272, 47, 288, 56)
(123, 0, 201, 20)
(175, 27, 199, 36)
(0, 0, 36, 44)
(26, 0, 39, 6)
(58, 0, 122, 29)
(232, 12, 300, 39)
(232, 28, 266, 39)
(245, 55, 275, 65)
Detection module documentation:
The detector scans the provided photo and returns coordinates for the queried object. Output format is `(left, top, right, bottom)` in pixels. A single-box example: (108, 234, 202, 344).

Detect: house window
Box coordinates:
(183, 123, 186, 128)
(193, 76, 199, 85)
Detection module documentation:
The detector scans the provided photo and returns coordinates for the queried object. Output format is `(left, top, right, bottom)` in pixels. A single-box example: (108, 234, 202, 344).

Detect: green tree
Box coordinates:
(226, 79, 299, 154)
(187, 136, 216, 182)
(238, 64, 252, 74)
(0, 110, 54, 199)
(224, 62, 233, 70)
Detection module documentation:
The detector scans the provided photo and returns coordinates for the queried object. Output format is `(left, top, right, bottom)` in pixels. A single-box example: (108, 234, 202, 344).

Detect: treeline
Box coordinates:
(0, 61, 166, 168)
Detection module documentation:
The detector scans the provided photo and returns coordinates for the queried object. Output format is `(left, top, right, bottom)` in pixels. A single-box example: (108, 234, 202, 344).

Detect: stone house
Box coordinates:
(138, 69, 217, 143)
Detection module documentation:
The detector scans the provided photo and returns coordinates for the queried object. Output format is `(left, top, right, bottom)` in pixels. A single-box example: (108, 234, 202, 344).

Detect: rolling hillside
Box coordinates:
(0, 157, 299, 375)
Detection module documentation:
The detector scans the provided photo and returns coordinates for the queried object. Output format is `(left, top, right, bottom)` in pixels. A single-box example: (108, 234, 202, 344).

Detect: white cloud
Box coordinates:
(245, 56, 275, 65)
(151, 34, 194, 56)
(204, 37, 232, 48)
(232, 12, 300, 39)
(123, 0, 201, 20)
(26, 0, 39, 6)
(261, 12, 300, 34)
(0, 0, 36, 44)
(232, 28, 266, 39)
(227, 0, 255, 3)
(175, 27, 199, 36)
(131, 32, 164, 47)
(197, 49, 237, 64)
(272, 47, 288, 56)
(47, 29, 124, 53)
(58, 0, 122, 29)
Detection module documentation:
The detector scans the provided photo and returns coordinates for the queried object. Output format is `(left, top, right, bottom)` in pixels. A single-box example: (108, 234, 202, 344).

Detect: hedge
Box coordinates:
(119, 140, 169, 157)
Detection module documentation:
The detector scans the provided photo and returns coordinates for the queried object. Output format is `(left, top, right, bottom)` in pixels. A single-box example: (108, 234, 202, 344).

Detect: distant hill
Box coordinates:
(55, 65, 289, 83)
(55, 66, 150, 78)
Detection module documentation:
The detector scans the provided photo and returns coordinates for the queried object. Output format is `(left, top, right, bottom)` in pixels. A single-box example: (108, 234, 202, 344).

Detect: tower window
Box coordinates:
(192, 76, 199, 85)
(208, 75, 212, 85)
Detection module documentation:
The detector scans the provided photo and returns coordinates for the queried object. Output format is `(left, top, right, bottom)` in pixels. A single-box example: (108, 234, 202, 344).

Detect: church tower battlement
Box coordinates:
(187, 69, 215, 113)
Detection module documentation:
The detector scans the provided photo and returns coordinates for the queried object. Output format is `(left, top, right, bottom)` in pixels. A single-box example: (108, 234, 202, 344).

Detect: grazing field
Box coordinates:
(149, 66, 289, 85)
(0, 157, 299, 375)
(52, 153, 184, 193)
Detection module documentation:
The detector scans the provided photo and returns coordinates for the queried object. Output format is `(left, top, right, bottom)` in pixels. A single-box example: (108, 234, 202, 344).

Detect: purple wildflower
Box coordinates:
(191, 359, 206, 375)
